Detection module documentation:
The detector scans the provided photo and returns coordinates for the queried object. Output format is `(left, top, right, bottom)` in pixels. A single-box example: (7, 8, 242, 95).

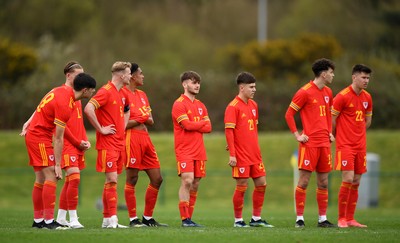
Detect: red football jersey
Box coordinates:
(224, 96, 262, 166)
(63, 99, 87, 155)
(124, 87, 151, 125)
(172, 94, 210, 162)
(332, 85, 373, 151)
(88, 81, 128, 151)
(27, 85, 75, 144)
(287, 81, 333, 147)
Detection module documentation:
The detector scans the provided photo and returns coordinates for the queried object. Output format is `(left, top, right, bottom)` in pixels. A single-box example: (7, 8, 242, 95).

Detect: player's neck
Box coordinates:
(238, 94, 249, 104)
(351, 83, 363, 95)
(313, 78, 326, 89)
(184, 92, 196, 102)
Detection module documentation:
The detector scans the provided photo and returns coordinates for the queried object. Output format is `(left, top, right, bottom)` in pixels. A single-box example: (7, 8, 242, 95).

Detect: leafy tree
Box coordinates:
(0, 38, 38, 87)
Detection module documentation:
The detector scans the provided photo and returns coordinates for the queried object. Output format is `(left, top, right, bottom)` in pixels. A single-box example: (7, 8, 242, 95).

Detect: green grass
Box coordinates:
(0, 130, 399, 242)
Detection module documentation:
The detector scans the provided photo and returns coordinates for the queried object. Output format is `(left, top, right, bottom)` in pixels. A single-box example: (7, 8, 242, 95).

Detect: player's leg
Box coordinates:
(32, 169, 45, 228)
(336, 149, 354, 228)
(179, 171, 194, 224)
(56, 173, 69, 226)
(232, 171, 249, 228)
(65, 166, 83, 228)
(125, 167, 144, 227)
(142, 168, 167, 227)
(42, 166, 67, 229)
(188, 160, 205, 219)
(346, 152, 367, 227)
(249, 164, 273, 228)
(337, 170, 353, 227)
(315, 147, 335, 228)
(295, 169, 311, 227)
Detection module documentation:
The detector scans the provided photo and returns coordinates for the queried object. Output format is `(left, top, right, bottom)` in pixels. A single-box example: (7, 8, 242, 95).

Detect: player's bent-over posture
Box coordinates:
(23, 72, 96, 230)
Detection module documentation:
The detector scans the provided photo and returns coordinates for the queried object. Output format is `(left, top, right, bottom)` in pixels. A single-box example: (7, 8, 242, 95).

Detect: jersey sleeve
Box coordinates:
(332, 93, 345, 116)
(172, 101, 189, 124)
(54, 93, 74, 128)
(88, 88, 108, 109)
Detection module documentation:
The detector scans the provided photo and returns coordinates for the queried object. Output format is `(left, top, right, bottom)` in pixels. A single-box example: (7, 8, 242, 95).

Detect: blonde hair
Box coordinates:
(111, 61, 131, 73)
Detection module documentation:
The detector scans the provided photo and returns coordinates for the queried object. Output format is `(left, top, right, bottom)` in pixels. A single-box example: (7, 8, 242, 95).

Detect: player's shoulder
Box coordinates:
(338, 87, 351, 96)
(103, 82, 113, 90)
(135, 88, 146, 94)
(248, 99, 257, 106)
(194, 98, 205, 105)
(301, 82, 313, 91)
(174, 96, 185, 103)
(361, 89, 372, 98)
(228, 97, 240, 107)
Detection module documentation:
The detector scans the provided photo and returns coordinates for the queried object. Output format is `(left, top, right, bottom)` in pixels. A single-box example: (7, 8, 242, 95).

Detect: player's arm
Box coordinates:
(225, 128, 237, 167)
(331, 114, 338, 137)
(124, 107, 130, 129)
(285, 106, 308, 143)
(145, 111, 154, 126)
(365, 115, 372, 129)
(64, 126, 90, 151)
(84, 102, 116, 135)
(179, 119, 207, 131)
(53, 125, 65, 180)
(198, 116, 211, 133)
(19, 111, 35, 136)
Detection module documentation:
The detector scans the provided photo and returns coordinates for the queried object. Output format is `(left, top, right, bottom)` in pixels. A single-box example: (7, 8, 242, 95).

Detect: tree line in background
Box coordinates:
(0, 0, 399, 131)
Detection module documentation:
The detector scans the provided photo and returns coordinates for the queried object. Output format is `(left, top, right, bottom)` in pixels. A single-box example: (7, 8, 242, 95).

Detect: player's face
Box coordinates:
(184, 79, 200, 95)
(241, 83, 256, 99)
(353, 72, 370, 90)
(131, 68, 144, 86)
(121, 68, 132, 85)
(67, 68, 84, 85)
(322, 68, 335, 85)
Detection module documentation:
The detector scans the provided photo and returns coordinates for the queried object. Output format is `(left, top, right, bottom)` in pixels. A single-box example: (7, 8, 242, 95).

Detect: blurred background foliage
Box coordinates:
(0, 0, 399, 131)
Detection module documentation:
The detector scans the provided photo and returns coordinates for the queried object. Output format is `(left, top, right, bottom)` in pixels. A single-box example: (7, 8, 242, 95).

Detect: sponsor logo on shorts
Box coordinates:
(342, 160, 347, 166)
(71, 156, 76, 163)
(181, 162, 186, 169)
(304, 160, 310, 166)
(239, 167, 245, 174)
(107, 162, 113, 168)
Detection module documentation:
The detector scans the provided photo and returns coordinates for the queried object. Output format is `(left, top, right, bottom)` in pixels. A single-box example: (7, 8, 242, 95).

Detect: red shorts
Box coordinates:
(96, 149, 124, 174)
(177, 160, 206, 178)
(298, 144, 332, 173)
(25, 133, 55, 168)
(335, 149, 367, 174)
(232, 162, 266, 179)
(125, 130, 160, 170)
(62, 154, 86, 170)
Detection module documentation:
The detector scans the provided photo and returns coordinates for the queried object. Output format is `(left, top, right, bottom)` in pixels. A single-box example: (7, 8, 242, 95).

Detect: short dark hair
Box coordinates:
(130, 62, 139, 74)
(64, 61, 83, 75)
(352, 64, 372, 75)
(236, 72, 256, 85)
(73, 73, 96, 91)
(312, 58, 335, 77)
(180, 71, 201, 82)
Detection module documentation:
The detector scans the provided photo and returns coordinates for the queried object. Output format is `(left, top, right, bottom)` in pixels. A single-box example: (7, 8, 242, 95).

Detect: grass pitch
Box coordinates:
(0, 130, 399, 242)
